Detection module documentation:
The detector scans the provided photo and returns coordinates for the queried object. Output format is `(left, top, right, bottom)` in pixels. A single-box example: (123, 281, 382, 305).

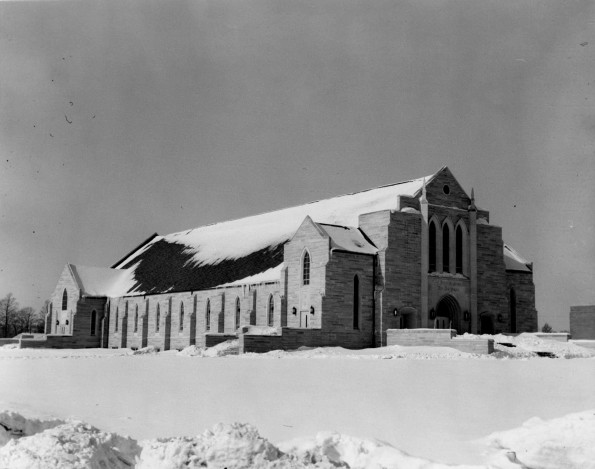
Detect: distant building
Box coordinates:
(570, 305, 595, 340)
(45, 167, 537, 351)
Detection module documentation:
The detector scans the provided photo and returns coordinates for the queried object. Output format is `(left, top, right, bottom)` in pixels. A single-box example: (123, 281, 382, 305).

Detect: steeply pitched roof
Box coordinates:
(317, 223, 377, 255)
(111, 171, 436, 296)
(68, 264, 138, 297)
(503, 244, 532, 272)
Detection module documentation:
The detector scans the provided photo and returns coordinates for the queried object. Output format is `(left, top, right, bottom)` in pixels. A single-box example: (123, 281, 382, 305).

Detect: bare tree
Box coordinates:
(14, 306, 42, 335)
(0, 293, 19, 338)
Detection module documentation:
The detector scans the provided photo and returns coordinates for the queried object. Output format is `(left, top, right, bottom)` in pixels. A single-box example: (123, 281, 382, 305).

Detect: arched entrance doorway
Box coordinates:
(480, 313, 495, 335)
(434, 295, 461, 332)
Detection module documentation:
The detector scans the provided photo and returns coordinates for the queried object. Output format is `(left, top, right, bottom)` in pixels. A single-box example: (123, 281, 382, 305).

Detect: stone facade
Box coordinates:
(45, 167, 538, 351)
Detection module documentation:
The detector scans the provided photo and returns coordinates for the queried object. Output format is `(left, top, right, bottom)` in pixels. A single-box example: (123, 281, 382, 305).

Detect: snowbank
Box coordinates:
(461, 333, 595, 359)
(482, 410, 595, 469)
(178, 340, 239, 357)
(1, 410, 593, 468)
(0, 413, 140, 469)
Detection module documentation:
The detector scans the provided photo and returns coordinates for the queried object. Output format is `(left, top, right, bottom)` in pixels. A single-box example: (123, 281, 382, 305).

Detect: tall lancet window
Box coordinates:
(179, 302, 184, 331)
(134, 305, 139, 333)
(456, 225, 464, 274)
(429, 221, 437, 272)
(353, 275, 360, 330)
(442, 224, 450, 273)
(206, 299, 211, 331)
(302, 251, 311, 286)
(267, 295, 274, 327)
(156, 304, 160, 332)
(235, 297, 241, 330)
(62, 289, 68, 310)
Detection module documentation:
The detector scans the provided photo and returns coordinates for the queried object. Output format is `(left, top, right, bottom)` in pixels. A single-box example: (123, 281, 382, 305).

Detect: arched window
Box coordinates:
(429, 221, 437, 272)
(90, 310, 96, 336)
(156, 304, 160, 332)
(267, 295, 274, 327)
(206, 299, 211, 331)
(456, 225, 463, 274)
(442, 224, 450, 273)
(509, 288, 517, 333)
(146, 299, 149, 316)
(179, 302, 184, 331)
(353, 275, 360, 330)
(302, 251, 310, 286)
(235, 297, 241, 330)
(134, 305, 139, 333)
(62, 289, 68, 310)
(115, 307, 119, 332)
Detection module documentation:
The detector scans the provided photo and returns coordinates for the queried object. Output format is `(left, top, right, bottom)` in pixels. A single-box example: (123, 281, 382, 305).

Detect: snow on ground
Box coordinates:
(0, 410, 594, 468)
(462, 332, 595, 359)
(1, 343, 595, 467)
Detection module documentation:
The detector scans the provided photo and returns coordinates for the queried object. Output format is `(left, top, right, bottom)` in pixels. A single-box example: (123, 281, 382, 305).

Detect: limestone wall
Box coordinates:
(386, 328, 494, 354)
(107, 282, 281, 350)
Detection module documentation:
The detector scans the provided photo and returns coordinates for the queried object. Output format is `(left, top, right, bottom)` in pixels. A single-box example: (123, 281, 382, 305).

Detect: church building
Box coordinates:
(45, 167, 537, 351)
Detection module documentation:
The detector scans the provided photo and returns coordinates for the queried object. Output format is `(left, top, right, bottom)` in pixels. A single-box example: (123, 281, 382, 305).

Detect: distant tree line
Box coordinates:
(0, 293, 46, 338)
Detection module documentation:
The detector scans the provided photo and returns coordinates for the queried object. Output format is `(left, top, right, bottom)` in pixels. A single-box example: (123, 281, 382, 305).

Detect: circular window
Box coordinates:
(443, 184, 450, 195)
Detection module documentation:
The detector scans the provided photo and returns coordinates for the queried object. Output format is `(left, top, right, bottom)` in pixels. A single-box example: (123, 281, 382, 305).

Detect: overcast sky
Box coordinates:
(1, 0, 593, 330)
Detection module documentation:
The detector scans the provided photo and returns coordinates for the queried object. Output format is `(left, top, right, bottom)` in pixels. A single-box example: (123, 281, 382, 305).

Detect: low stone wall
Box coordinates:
(0, 334, 104, 349)
(0, 339, 19, 346)
(570, 340, 595, 350)
(205, 333, 237, 348)
(386, 329, 494, 354)
(239, 328, 373, 354)
(534, 333, 571, 342)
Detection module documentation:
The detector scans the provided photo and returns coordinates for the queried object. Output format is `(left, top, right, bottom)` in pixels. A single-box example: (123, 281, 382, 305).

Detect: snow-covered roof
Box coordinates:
(317, 223, 378, 255)
(110, 171, 435, 295)
(503, 244, 532, 272)
(68, 264, 141, 298)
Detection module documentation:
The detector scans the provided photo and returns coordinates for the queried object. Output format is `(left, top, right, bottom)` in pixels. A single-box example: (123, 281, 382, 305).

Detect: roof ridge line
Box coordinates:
(166, 173, 435, 237)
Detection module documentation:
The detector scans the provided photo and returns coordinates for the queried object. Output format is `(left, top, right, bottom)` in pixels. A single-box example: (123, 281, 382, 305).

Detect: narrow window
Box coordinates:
(429, 221, 437, 272)
(456, 225, 463, 274)
(146, 299, 149, 316)
(62, 289, 68, 310)
(179, 302, 184, 331)
(353, 275, 360, 329)
(115, 307, 119, 332)
(125, 301, 129, 317)
(267, 295, 274, 327)
(235, 297, 241, 330)
(509, 288, 517, 333)
(134, 305, 138, 333)
(206, 299, 211, 331)
(156, 304, 160, 332)
(90, 310, 96, 336)
(303, 251, 310, 286)
(442, 224, 450, 273)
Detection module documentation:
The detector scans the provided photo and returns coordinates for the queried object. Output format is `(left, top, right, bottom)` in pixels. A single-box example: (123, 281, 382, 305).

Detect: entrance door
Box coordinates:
(480, 315, 495, 334)
(434, 317, 450, 329)
(300, 311, 309, 328)
(434, 295, 461, 333)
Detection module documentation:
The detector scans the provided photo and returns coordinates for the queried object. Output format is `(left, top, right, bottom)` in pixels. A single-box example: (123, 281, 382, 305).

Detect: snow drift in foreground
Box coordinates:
(0, 410, 593, 469)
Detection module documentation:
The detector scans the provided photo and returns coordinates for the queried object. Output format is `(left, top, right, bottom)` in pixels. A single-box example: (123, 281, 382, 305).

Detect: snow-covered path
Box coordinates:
(1, 347, 595, 465)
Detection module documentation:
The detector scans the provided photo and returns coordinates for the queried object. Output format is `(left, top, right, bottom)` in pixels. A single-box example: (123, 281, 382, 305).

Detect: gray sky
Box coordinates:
(1, 0, 593, 330)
